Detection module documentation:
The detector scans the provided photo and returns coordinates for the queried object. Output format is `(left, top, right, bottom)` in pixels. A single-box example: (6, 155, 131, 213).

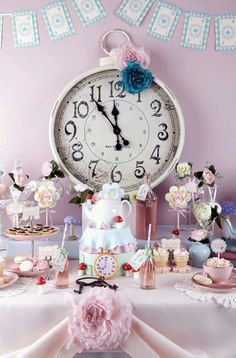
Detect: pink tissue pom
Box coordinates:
(113, 42, 150, 70)
(66, 287, 132, 353)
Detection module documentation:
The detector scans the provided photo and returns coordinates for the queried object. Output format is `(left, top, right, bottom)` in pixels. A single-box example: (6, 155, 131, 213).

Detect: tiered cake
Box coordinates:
(79, 183, 136, 278)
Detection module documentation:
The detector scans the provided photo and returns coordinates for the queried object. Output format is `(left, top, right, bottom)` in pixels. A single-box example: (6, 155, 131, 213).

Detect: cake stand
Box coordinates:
(0, 198, 13, 251)
(4, 227, 60, 257)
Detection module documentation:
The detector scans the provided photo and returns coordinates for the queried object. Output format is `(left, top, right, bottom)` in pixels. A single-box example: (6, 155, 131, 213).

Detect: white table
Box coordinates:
(0, 262, 235, 358)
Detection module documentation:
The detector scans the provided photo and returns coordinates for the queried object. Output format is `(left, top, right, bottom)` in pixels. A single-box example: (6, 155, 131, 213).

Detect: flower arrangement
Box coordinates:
(69, 182, 95, 205)
(41, 160, 65, 179)
(194, 164, 218, 188)
(175, 162, 192, 180)
(188, 229, 210, 244)
(192, 202, 222, 229)
(8, 168, 29, 192)
(113, 41, 154, 94)
(34, 180, 62, 208)
(165, 186, 191, 209)
(66, 287, 132, 352)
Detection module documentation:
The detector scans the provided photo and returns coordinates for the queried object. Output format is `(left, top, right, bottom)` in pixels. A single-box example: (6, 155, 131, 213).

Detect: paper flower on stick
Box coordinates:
(165, 186, 191, 209)
(211, 238, 227, 255)
(66, 287, 132, 353)
(34, 181, 61, 208)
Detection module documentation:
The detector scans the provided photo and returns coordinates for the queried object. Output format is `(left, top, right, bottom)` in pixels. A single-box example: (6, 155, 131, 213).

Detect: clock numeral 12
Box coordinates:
(71, 142, 84, 162)
(111, 165, 122, 183)
(150, 145, 161, 164)
(134, 161, 146, 179)
(73, 101, 89, 119)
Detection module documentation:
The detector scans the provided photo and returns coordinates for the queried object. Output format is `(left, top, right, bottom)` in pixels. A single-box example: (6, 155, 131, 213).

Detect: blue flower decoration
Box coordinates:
(120, 61, 154, 94)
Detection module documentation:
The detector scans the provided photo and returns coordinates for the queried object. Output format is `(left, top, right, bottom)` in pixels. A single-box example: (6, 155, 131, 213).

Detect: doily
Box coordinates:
(175, 280, 236, 308)
(0, 277, 34, 298)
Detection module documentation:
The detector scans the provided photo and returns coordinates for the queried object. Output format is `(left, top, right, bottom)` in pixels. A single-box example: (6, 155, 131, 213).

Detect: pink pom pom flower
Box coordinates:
(113, 41, 150, 70)
(66, 287, 132, 353)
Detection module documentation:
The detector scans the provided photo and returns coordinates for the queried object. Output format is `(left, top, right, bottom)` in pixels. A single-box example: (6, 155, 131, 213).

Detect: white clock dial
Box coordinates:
(50, 66, 184, 192)
(94, 254, 118, 279)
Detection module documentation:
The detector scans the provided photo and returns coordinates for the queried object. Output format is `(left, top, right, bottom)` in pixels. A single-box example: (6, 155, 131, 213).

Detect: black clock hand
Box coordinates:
(111, 101, 129, 147)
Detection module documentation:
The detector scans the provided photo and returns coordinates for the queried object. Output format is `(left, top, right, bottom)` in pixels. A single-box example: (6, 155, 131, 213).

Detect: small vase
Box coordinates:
(188, 242, 211, 268)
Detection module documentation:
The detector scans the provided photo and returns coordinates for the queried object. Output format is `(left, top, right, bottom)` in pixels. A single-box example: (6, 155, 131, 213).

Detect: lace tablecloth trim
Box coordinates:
(0, 277, 34, 298)
(175, 280, 236, 308)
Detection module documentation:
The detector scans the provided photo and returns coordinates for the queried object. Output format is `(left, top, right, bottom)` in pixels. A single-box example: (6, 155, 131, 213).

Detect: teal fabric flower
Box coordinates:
(120, 61, 154, 94)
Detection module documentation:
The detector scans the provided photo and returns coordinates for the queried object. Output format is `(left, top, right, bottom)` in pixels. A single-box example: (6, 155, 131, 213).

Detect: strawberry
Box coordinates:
(36, 276, 46, 285)
(78, 262, 87, 270)
(114, 215, 123, 223)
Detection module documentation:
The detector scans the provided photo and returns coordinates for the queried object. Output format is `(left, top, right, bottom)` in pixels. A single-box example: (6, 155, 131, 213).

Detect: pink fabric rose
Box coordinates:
(191, 229, 208, 242)
(66, 287, 132, 353)
(14, 169, 28, 187)
(113, 42, 150, 70)
(74, 182, 89, 193)
(202, 168, 215, 185)
(92, 192, 100, 204)
(41, 161, 52, 177)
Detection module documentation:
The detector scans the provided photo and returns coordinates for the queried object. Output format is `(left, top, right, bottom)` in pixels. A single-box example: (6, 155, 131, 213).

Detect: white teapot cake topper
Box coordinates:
(82, 183, 132, 227)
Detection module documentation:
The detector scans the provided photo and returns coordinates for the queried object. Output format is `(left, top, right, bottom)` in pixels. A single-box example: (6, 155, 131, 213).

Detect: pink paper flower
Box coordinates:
(41, 161, 53, 177)
(191, 229, 208, 242)
(92, 192, 100, 204)
(14, 169, 28, 187)
(202, 168, 215, 185)
(113, 42, 150, 70)
(66, 287, 132, 353)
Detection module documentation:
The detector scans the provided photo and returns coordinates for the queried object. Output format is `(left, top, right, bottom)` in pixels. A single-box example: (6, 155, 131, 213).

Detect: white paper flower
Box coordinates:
(211, 238, 227, 254)
(34, 181, 61, 208)
(99, 183, 124, 200)
(165, 186, 191, 209)
(176, 162, 192, 178)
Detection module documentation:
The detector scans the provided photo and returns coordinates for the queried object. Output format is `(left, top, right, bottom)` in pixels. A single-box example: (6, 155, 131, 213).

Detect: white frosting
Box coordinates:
(19, 260, 34, 272)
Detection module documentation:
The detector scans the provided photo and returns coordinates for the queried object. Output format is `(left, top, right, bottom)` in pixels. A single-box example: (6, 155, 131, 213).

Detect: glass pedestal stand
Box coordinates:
(0, 199, 13, 251)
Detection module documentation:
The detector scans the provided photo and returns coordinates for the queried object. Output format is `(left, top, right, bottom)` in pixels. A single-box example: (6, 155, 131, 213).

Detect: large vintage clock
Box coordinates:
(49, 30, 184, 193)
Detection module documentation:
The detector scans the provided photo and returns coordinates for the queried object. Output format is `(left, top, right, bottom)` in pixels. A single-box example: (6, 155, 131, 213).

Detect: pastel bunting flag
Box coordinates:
(41, 0, 74, 41)
(71, 0, 106, 27)
(181, 12, 211, 50)
(215, 14, 236, 51)
(116, 0, 155, 27)
(11, 10, 39, 48)
(147, 1, 181, 42)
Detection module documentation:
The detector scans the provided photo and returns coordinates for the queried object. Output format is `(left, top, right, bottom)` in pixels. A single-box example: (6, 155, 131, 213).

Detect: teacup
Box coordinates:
(203, 261, 233, 283)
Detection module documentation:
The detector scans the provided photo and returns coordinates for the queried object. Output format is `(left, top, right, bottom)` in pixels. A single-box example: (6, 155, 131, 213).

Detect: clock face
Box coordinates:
(94, 254, 118, 279)
(50, 66, 184, 192)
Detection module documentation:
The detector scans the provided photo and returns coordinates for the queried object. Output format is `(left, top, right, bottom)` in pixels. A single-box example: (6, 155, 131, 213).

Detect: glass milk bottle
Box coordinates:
(140, 244, 155, 289)
(135, 174, 157, 240)
(54, 257, 69, 289)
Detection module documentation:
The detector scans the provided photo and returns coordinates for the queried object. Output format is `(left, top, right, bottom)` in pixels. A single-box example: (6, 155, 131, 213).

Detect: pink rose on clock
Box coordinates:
(202, 168, 215, 185)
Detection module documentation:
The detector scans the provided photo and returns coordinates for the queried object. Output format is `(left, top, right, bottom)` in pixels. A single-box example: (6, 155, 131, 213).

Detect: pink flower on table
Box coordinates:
(191, 229, 208, 242)
(74, 182, 89, 193)
(66, 287, 132, 353)
(14, 169, 28, 187)
(113, 42, 150, 70)
(202, 168, 215, 185)
(41, 161, 53, 177)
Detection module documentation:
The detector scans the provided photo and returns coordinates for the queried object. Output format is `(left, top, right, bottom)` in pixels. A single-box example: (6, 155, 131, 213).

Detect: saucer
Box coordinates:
(0, 272, 19, 289)
(192, 269, 236, 293)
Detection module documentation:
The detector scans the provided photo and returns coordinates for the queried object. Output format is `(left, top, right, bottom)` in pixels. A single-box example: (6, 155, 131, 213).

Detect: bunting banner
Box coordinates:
(116, 0, 155, 26)
(147, 1, 181, 42)
(181, 12, 211, 50)
(12, 10, 39, 48)
(215, 14, 236, 51)
(71, 0, 106, 27)
(41, 0, 74, 41)
(0, 0, 235, 52)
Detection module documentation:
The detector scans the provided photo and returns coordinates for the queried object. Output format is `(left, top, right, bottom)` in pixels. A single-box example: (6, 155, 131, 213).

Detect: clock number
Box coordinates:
(90, 85, 102, 102)
(108, 81, 126, 99)
(111, 165, 122, 183)
(65, 120, 76, 142)
(73, 101, 89, 119)
(150, 145, 161, 164)
(72, 142, 84, 162)
(137, 93, 142, 103)
(158, 123, 169, 141)
(150, 99, 162, 117)
(134, 161, 146, 179)
(88, 160, 99, 178)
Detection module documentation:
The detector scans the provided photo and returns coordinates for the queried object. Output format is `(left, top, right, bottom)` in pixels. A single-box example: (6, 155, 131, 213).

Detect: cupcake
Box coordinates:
(203, 257, 233, 283)
(0, 256, 6, 276)
(174, 248, 189, 267)
(153, 248, 169, 267)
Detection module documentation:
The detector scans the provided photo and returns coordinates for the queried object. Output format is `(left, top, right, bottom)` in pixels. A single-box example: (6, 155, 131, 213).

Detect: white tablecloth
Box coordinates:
(0, 262, 235, 358)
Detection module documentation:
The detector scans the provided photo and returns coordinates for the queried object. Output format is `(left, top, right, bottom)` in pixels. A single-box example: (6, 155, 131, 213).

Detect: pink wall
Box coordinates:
(1, 0, 236, 225)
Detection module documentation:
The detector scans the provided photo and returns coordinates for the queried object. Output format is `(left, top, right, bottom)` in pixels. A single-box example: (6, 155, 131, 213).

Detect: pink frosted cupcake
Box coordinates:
(204, 257, 233, 283)
(174, 249, 189, 267)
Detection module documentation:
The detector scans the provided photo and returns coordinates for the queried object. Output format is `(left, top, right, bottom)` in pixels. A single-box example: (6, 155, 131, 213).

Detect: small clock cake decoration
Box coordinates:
(49, 29, 185, 193)
(94, 251, 119, 280)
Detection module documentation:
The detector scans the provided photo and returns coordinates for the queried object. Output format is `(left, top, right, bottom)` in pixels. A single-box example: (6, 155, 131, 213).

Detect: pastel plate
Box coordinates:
(7, 268, 50, 277)
(192, 269, 236, 293)
(0, 271, 19, 289)
(4, 227, 60, 241)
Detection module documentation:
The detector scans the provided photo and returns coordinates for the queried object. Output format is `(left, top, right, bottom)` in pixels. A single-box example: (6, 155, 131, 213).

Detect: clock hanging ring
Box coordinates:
(49, 29, 185, 194)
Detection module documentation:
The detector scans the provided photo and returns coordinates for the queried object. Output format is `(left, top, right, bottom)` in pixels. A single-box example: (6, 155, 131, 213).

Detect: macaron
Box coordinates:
(14, 256, 28, 264)
(19, 260, 34, 272)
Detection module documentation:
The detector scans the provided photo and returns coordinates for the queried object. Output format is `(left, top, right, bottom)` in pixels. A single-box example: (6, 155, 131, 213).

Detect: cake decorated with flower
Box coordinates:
(79, 183, 136, 277)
